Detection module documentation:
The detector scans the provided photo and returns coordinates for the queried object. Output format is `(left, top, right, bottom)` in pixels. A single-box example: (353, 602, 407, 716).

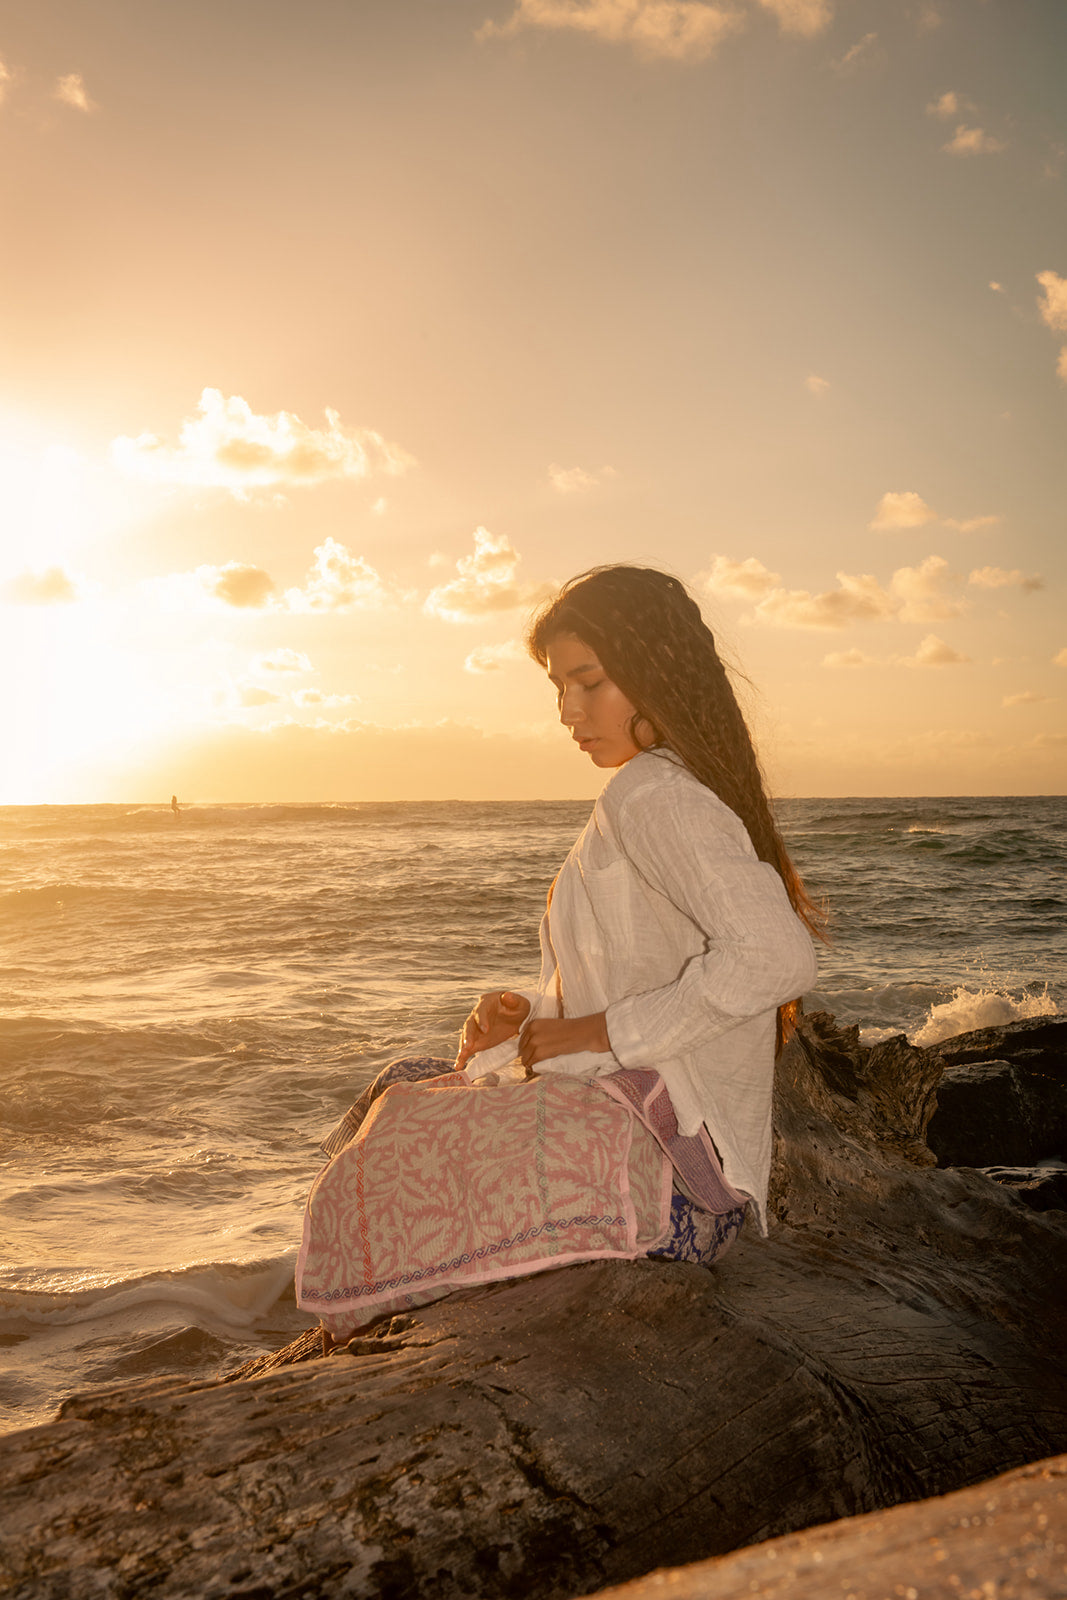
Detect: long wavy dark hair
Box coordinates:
(527, 564, 825, 1050)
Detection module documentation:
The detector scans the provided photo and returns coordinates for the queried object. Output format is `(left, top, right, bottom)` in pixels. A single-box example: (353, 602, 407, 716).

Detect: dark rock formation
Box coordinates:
(1, 1013, 1066, 1600)
(590, 1451, 1067, 1600)
(926, 1015, 1067, 1169)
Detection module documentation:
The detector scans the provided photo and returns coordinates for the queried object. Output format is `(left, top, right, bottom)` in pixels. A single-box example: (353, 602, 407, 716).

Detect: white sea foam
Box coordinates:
(910, 984, 1058, 1047)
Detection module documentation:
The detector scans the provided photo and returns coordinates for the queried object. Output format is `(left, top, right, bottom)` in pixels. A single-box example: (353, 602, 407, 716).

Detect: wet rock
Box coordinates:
(925, 1016, 1067, 1168)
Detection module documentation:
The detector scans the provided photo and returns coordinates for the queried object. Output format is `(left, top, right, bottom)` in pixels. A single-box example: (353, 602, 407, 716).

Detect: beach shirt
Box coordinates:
(466, 750, 819, 1232)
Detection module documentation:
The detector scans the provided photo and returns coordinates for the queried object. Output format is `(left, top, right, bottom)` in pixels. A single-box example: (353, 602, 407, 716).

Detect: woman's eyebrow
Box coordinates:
(548, 660, 601, 685)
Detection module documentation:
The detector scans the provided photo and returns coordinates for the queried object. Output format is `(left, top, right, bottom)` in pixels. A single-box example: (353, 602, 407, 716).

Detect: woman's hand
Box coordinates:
(455, 990, 531, 1070)
(519, 1013, 611, 1068)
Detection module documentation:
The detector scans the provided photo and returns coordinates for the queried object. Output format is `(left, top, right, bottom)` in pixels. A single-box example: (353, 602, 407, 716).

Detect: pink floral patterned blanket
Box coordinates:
(296, 1071, 672, 1340)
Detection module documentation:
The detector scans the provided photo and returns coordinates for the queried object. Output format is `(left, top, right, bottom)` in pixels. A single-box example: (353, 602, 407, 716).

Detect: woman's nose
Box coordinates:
(559, 686, 583, 725)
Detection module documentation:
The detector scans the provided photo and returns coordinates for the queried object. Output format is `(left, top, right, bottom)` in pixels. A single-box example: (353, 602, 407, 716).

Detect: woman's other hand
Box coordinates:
(455, 990, 531, 1070)
(519, 1013, 610, 1068)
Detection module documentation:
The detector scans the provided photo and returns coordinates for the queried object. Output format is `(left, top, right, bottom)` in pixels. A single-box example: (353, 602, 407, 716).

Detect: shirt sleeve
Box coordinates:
(603, 768, 819, 1068)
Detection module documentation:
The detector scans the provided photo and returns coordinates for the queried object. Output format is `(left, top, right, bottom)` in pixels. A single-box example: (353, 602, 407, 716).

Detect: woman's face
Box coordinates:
(544, 633, 648, 768)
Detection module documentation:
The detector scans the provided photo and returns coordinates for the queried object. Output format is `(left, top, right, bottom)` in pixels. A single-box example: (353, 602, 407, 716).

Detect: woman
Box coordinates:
(297, 566, 820, 1340)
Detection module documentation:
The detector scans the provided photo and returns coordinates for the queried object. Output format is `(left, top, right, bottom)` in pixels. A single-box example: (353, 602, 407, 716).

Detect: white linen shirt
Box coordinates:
(466, 750, 819, 1232)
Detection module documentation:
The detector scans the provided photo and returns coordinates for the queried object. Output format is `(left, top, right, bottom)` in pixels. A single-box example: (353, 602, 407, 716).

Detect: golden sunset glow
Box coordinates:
(1, 1, 1064, 801)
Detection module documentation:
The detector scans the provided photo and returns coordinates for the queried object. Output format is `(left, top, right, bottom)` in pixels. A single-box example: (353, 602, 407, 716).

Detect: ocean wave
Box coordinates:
(0, 1253, 298, 1332)
(909, 984, 1059, 1047)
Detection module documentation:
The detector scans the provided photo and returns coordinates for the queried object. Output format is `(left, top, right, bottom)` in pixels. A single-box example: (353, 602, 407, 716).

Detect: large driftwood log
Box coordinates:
(1, 1014, 1066, 1600)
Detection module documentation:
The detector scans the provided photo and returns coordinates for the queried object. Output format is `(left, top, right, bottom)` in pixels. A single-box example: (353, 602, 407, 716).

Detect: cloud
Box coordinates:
(942, 125, 1004, 157)
(822, 649, 876, 668)
(926, 90, 962, 120)
(198, 562, 276, 609)
(710, 548, 971, 632)
(0, 58, 11, 107)
(869, 491, 938, 531)
(703, 555, 781, 599)
(900, 634, 971, 668)
(1058, 348, 1067, 383)
(753, 0, 832, 35)
(425, 528, 545, 622)
(968, 566, 1043, 592)
(283, 539, 393, 613)
(1037, 270, 1067, 333)
(1002, 691, 1052, 707)
(292, 688, 355, 708)
(255, 648, 312, 673)
(915, 6, 943, 33)
(464, 640, 527, 673)
(869, 492, 995, 535)
(831, 32, 877, 72)
(1, 565, 79, 604)
(54, 73, 96, 112)
(548, 463, 617, 493)
(753, 571, 897, 629)
(941, 514, 999, 532)
(989, 281, 1004, 294)
(478, 0, 744, 60)
(1055, 648, 1067, 668)
(238, 685, 282, 708)
(804, 373, 830, 396)
(891, 555, 964, 623)
(111, 389, 414, 497)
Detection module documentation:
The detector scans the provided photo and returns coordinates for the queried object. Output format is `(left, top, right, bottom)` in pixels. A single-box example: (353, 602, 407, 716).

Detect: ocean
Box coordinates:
(1, 794, 1063, 1435)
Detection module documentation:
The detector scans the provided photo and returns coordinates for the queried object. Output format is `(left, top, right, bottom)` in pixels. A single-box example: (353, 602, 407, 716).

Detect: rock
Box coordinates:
(1, 1012, 1065, 1600)
(586, 1450, 1067, 1600)
(978, 1163, 1067, 1212)
(925, 1016, 1067, 1168)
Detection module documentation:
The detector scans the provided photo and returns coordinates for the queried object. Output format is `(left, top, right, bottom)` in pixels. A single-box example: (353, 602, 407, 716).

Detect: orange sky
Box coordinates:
(1, 0, 1065, 801)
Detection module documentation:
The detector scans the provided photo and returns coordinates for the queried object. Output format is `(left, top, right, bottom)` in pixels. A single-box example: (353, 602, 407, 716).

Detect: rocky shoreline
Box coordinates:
(1, 1012, 1065, 1599)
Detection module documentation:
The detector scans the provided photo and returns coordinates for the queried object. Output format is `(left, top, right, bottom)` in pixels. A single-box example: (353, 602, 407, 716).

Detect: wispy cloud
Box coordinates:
(822, 648, 876, 668)
(112, 389, 414, 497)
(292, 688, 355, 708)
(464, 640, 527, 673)
(869, 491, 938, 531)
(968, 566, 1043, 592)
(831, 32, 877, 73)
(926, 91, 1003, 156)
(548, 462, 617, 493)
(54, 73, 96, 112)
(1035, 270, 1067, 381)
(900, 634, 971, 668)
(942, 125, 1004, 157)
(199, 562, 276, 609)
(714, 553, 965, 629)
(703, 554, 781, 598)
(255, 648, 312, 673)
(1055, 648, 1067, 668)
(284, 539, 394, 613)
(478, 0, 745, 62)
(238, 684, 282, 708)
(804, 373, 830, 396)
(869, 491, 996, 534)
(927, 90, 964, 121)
(0, 57, 12, 107)
(1003, 690, 1053, 707)
(425, 529, 546, 622)
(753, 0, 833, 36)
(752, 571, 897, 629)
(1, 565, 80, 605)
(892, 555, 965, 623)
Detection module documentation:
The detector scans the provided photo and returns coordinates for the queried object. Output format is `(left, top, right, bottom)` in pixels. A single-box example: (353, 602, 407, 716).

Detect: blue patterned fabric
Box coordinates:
(322, 1055, 745, 1267)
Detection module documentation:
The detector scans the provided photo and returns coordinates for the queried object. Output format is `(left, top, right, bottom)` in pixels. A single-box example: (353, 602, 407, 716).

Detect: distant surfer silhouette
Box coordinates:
(171, 795, 181, 818)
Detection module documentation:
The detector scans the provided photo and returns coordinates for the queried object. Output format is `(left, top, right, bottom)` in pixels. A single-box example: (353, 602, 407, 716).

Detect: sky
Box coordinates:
(1, 0, 1065, 802)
